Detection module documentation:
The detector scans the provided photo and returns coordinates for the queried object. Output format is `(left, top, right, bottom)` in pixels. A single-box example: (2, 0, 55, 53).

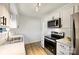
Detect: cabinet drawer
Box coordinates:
(57, 51, 65, 55)
(57, 45, 69, 52)
(57, 46, 65, 52)
(57, 50, 70, 55)
(57, 42, 69, 50)
(57, 42, 70, 55)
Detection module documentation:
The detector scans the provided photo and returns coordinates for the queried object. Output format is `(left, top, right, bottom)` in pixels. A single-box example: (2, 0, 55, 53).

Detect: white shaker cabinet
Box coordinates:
(56, 39, 71, 55)
(0, 4, 10, 27)
(10, 14, 17, 28)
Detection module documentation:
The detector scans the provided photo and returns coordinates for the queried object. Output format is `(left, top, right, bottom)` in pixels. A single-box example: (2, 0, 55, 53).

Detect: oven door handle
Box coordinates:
(45, 37, 56, 43)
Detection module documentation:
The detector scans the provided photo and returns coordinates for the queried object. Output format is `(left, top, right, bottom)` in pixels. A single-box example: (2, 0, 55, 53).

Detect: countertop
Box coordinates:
(0, 34, 25, 55)
(0, 42, 25, 55)
(56, 37, 71, 46)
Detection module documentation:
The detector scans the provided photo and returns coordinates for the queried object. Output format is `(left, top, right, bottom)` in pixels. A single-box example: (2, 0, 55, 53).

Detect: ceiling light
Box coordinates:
(36, 6, 39, 12)
(34, 3, 41, 12)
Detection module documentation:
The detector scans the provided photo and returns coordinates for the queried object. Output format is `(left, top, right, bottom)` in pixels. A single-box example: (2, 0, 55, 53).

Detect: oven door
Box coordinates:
(44, 38, 56, 55)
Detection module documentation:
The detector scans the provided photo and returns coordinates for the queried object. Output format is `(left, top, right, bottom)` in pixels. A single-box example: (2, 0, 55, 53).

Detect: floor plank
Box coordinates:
(25, 42, 47, 55)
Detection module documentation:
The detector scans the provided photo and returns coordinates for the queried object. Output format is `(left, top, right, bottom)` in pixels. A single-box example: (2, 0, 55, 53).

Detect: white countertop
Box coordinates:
(0, 34, 25, 55)
(56, 38, 71, 46)
(0, 42, 25, 55)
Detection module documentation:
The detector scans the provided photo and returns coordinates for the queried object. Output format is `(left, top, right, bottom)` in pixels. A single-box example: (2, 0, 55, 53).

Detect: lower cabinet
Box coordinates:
(56, 39, 71, 55)
(41, 40, 44, 48)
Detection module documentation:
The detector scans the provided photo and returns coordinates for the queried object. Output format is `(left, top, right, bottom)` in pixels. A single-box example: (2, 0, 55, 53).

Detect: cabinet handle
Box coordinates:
(5, 18, 6, 25)
(0, 16, 6, 25)
(60, 45, 65, 48)
(3, 16, 5, 25)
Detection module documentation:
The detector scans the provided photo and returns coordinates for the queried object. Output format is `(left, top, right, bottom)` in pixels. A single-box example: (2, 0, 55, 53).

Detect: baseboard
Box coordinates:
(24, 40, 41, 45)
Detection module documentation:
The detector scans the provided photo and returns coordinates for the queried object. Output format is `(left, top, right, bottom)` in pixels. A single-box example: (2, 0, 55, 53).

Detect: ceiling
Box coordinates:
(14, 3, 66, 19)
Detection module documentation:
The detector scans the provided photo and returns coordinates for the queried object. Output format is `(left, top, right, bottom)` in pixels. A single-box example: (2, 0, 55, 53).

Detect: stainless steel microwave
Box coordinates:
(48, 18, 62, 28)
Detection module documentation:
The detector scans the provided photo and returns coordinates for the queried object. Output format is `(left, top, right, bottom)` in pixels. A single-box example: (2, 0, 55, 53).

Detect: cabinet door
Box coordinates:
(0, 5, 10, 27)
(41, 35, 44, 48)
(57, 42, 70, 55)
(41, 40, 44, 48)
(10, 15, 17, 28)
(74, 5, 79, 13)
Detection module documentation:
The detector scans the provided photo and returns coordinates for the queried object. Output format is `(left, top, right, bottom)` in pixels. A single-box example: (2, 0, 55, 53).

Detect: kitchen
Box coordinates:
(0, 3, 79, 55)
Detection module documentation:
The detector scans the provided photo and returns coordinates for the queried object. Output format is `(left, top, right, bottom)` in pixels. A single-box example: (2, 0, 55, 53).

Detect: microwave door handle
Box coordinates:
(54, 21, 56, 26)
(55, 20, 56, 26)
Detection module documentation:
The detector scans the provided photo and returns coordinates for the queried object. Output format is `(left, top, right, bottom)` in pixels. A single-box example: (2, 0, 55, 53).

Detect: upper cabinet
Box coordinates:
(0, 4, 10, 28)
(9, 4, 18, 28)
(74, 4, 79, 13)
(10, 14, 17, 28)
(0, 4, 18, 28)
(10, 4, 18, 15)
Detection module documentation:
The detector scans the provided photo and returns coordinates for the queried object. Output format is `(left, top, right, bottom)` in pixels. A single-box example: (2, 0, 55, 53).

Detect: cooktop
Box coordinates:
(45, 32, 64, 40)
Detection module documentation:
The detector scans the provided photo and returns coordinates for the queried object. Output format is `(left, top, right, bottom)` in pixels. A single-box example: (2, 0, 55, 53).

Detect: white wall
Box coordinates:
(15, 15, 41, 44)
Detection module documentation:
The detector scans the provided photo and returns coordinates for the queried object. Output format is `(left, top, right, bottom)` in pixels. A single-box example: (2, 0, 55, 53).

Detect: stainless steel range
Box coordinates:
(44, 31, 65, 55)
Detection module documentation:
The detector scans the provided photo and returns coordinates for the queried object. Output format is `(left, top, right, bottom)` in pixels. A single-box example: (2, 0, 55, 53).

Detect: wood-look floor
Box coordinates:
(25, 42, 47, 55)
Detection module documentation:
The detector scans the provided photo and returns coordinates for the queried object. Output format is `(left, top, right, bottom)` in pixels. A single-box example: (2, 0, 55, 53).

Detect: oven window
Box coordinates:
(44, 39, 56, 54)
